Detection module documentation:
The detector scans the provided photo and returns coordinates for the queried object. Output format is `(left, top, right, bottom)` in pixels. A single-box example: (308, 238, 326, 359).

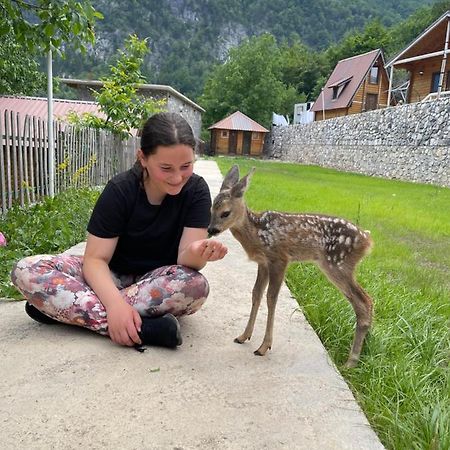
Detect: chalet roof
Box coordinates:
(60, 78, 205, 113)
(386, 10, 450, 69)
(0, 95, 104, 131)
(208, 111, 269, 133)
(311, 49, 384, 113)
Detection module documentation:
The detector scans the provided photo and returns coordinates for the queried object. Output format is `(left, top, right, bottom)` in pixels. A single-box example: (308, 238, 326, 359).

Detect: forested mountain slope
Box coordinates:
(54, 0, 433, 99)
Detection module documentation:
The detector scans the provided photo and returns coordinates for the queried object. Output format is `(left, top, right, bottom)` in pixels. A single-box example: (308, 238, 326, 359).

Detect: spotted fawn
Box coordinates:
(208, 165, 374, 368)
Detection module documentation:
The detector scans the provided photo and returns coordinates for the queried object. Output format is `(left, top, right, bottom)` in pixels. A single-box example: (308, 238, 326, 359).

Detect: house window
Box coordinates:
(221, 130, 229, 138)
(252, 132, 261, 140)
(332, 86, 339, 100)
(369, 66, 379, 84)
(431, 71, 450, 92)
(431, 72, 441, 92)
(329, 76, 352, 101)
(332, 84, 347, 100)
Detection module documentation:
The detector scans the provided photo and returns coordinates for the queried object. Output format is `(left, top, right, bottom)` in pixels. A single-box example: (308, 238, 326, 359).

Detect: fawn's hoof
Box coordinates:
(254, 345, 271, 356)
(343, 357, 359, 368)
(234, 337, 247, 344)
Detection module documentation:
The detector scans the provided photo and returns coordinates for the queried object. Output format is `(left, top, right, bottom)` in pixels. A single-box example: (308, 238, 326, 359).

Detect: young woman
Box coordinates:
(11, 112, 227, 349)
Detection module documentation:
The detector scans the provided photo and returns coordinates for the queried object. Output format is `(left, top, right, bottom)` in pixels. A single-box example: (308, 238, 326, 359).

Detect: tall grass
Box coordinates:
(214, 157, 450, 450)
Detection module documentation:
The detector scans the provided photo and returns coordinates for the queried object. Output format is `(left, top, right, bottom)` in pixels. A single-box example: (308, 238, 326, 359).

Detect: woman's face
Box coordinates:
(139, 144, 195, 203)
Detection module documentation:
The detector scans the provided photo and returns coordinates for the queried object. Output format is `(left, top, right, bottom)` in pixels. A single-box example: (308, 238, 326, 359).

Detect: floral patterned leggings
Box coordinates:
(10, 254, 209, 336)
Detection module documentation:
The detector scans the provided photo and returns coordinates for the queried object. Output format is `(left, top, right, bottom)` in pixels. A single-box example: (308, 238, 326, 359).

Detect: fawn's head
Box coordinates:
(208, 165, 255, 236)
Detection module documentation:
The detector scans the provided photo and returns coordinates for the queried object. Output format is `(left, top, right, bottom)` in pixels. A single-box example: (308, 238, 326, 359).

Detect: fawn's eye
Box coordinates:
(220, 211, 231, 218)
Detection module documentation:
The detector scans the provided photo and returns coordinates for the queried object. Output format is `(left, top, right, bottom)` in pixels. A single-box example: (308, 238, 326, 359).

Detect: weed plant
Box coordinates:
(0, 188, 99, 299)
(215, 157, 449, 450)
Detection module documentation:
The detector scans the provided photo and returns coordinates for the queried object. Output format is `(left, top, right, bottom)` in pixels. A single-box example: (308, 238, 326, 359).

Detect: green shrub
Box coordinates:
(0, 188, 99, 299)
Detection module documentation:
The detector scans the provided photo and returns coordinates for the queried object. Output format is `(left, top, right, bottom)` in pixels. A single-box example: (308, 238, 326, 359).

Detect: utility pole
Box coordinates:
(47, 49, 54, 197)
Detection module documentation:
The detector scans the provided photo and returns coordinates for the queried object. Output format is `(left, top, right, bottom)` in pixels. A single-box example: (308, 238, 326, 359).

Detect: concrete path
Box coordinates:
(0, 160, 384, 449)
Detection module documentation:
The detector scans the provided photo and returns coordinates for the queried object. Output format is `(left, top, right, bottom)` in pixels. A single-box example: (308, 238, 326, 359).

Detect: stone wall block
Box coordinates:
(268, 98, 450, 187)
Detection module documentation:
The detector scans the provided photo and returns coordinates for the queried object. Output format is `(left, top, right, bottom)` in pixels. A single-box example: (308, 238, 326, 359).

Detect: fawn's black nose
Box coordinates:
(207, 227, 220, 237)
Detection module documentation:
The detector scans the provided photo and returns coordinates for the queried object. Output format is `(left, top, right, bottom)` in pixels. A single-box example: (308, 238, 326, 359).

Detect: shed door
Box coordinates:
(228, 130, 237, 154)
(210, 131, 217, 154)
(242, 131, 251, 155)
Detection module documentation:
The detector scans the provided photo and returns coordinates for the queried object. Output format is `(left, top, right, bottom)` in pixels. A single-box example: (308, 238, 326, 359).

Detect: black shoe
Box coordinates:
(136, 313, 182, 350)
(25, 301, 60, 325)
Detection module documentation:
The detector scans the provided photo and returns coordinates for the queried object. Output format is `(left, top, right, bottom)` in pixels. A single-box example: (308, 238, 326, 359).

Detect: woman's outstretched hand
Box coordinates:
(193, 239, 228, 262)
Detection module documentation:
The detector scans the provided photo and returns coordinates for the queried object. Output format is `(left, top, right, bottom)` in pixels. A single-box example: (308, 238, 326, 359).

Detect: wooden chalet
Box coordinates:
(311, 49, 390, 121)
(386, 10, 450, 104)
(208, 111, 269, 157)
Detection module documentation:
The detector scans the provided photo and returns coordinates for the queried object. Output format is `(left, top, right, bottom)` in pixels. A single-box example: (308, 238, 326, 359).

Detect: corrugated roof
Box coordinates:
(0, 95, 103, 130)
(208, 111, 269, 132)
(61, 78, 205, 113)
(311, 49, 384, 113)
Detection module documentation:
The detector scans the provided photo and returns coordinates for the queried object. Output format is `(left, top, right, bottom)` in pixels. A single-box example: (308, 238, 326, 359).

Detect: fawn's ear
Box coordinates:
(230, 167, 255, 198)
(220, 165, 240, 191)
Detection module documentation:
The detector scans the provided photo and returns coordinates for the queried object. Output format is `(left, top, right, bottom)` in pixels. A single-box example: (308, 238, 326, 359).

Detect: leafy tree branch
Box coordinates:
(68, 34, 166, 138)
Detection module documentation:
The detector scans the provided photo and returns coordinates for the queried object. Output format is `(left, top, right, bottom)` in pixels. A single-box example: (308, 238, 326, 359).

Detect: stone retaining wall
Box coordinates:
(268, 98, 450, 187)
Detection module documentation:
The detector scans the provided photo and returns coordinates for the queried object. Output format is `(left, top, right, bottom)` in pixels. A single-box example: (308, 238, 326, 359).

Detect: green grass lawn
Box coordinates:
(214, 157, 450, 450)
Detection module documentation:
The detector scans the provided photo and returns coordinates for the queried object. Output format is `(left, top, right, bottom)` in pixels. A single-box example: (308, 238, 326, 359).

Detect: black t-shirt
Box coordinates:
(87, 166, 211, 275)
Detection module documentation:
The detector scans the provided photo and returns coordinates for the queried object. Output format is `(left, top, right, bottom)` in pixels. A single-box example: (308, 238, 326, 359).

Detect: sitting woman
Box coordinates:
(11, 112, 227, 349)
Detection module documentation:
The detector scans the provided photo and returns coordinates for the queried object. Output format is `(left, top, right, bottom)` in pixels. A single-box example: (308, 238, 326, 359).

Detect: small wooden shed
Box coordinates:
(311, 49, 390, 120)
(386, 10, 450, 104)
(208, 111, 269, 157)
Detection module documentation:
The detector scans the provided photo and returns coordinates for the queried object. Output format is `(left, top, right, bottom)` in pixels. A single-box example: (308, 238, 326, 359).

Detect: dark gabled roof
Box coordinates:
(311, 49, 384, 113)
(386, 10, 450, 68)
(208, 111, 269, 132)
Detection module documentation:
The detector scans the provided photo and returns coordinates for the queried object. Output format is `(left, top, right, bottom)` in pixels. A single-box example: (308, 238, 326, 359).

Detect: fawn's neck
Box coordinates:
(229, 207, 268, 262)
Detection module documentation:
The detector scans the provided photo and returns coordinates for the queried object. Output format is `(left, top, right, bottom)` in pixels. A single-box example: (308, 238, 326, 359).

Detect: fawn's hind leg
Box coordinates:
(319, 263, 373, 367)
(235, 263, 269, 344)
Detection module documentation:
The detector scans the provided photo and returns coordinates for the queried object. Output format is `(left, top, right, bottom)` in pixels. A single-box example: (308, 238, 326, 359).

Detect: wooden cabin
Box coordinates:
(311, 49, 390, 121)
(386, 11, 450, 104)
(208, 111, 269, 157)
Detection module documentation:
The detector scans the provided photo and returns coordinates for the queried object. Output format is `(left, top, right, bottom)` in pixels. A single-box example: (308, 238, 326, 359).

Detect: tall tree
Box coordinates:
(0, 28, 46, 95)
(68, 35, 165, 137)
(325, 19, 392, 71)
(0, 0, 102, 54)
(0, 0, 103, 95)
(279, 38, 328, 102)
(200, 33, 297, 129)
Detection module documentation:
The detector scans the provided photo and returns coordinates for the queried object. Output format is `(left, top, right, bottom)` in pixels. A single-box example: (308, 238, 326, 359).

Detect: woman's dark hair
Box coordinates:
(140, 112, 196, 156)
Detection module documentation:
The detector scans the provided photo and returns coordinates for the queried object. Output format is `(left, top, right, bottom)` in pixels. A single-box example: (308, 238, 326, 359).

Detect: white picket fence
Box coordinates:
(0, 110, 138, 215)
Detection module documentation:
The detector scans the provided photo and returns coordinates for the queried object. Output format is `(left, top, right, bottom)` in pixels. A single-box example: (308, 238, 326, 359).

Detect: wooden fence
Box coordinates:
(0, 110, 137, 215)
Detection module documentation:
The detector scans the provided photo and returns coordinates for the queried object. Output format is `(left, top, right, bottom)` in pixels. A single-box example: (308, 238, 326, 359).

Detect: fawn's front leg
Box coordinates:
(235, 263, 269, 345)
(254, 262, 287, 356)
